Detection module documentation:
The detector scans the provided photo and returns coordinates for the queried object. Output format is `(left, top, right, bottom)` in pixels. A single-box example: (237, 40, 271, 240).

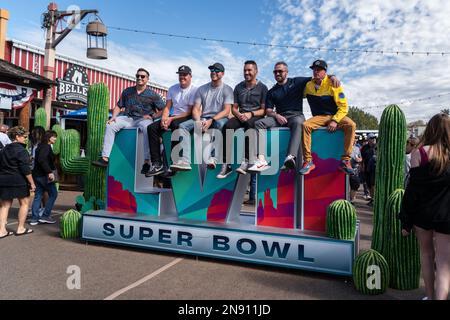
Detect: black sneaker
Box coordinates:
(281, 155, 296, 171)
(145, 164, 164, 177)
(92, 158, 109, 168)
(141, 163, 151, 174)
(217, 164, 232, 179)
(38, 217, 56, 224)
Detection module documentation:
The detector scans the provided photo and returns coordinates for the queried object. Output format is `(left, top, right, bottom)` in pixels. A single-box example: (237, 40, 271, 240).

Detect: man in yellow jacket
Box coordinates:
(299, 60, 356, 175)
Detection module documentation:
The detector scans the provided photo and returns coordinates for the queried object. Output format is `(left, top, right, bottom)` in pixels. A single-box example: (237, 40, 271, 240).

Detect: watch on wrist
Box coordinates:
(250, 111, 255, 117)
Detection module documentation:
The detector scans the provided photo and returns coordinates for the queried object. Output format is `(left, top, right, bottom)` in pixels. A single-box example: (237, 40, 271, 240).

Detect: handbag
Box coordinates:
(48, 169, 59, 184)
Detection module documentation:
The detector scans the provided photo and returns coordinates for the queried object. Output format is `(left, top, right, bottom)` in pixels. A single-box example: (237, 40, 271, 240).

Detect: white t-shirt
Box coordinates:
(167, 83, 198, 116)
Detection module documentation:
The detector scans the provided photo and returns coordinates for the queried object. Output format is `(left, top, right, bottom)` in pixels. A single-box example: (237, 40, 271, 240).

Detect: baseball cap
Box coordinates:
(309, 59, 328, 71)
(176, 65, 192, 74)
(208, 62, 225, 72)
(368, 133, 376, 139)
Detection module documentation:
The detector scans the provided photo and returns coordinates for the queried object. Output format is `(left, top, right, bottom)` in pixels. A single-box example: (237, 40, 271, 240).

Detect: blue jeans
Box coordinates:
(179, 117, 228, 132)
(31, 176, 58, 221)
(178, 118, 229, 162)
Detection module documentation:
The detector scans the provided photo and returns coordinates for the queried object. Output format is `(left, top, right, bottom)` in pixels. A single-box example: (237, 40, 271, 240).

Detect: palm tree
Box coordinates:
(441, 108, 450, 115)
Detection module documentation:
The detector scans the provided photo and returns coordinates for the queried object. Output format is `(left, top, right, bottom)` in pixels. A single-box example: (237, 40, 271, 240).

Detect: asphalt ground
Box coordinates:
(0, 189, 426, 301)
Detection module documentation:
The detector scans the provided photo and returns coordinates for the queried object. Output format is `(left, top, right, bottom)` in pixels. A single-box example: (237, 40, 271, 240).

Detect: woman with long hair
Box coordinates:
(0, 126, 36, 238)
(400, 113, 450, 300)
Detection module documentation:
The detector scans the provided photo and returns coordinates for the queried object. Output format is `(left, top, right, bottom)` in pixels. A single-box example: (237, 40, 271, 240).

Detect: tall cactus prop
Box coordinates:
(34, 107, 47, 129)
(58, 83, 109, 204)
(60, 129, 88, 175)
(385, 189, 420, 290)
(371, 105, 407, 256)
(326, 200, 357, 240)
(51, 124, 63, 155)
(353, 249, 389, 295)
(84, 83, 109, 202)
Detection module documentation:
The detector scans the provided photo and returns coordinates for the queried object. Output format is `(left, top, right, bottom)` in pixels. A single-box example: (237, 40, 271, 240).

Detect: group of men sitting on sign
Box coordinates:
(92, 59, 356, 179)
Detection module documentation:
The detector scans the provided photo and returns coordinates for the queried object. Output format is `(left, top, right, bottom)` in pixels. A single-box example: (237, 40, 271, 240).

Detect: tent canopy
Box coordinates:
(61, 107, 112, 120)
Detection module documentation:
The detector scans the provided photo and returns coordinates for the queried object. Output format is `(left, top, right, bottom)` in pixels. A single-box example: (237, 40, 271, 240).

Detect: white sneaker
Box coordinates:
(236, 160, 249, 175)
(170, 160, 192, 171)
(207, 158, 218, 170)
(248, 157, 270, 172)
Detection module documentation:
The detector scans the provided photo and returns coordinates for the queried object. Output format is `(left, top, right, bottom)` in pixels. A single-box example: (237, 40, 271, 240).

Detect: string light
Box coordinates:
(81, 23, 450, 56)
(364, 92, 450, 110)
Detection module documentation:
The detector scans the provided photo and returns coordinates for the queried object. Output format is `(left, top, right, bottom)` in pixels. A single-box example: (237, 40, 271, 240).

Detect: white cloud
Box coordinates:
(265, 0, 450, 122)
(10, 27, 247, 90)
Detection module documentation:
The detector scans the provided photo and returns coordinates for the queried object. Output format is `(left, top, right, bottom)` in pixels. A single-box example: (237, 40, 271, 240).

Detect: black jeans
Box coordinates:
(222, 116, 264, 164)
(148, 116, 191, 165)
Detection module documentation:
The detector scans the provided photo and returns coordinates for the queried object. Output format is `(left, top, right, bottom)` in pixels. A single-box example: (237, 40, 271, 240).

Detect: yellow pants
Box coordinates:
(302, 115, 356, 162)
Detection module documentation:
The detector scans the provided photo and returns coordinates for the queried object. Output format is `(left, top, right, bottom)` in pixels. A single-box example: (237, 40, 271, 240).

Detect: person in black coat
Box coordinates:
(400, 113, 450, 300)
(0, 126, 36, 238)
(30, 130, 58, 225)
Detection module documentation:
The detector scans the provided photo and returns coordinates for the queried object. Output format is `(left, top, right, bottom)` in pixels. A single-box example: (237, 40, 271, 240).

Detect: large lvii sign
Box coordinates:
(57, 65, 89, 104)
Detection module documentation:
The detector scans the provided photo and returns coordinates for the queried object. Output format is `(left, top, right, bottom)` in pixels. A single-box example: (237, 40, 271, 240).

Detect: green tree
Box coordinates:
(347, 106, 379, 130)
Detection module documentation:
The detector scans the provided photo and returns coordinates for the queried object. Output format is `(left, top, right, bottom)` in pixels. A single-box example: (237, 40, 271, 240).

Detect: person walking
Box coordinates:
(30, 130, 59, 225)
(400, 113, 450, 300)
(0, 126, 35, 238)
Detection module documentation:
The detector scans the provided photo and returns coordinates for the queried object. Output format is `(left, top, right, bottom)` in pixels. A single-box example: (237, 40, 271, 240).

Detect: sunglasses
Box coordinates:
(210, 69, 222, 73)
(136, 75, 147, 79)
(273, 70, 285, 74)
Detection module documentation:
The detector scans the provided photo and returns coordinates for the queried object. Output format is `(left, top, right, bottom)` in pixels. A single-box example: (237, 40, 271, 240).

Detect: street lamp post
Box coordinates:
(42, 2, 106, 129)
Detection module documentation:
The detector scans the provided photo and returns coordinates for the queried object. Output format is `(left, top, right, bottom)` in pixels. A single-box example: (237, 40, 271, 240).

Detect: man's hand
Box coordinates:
(275, 114, 288, 125)
(327, 120, 338, 132)
(329, 75, 341, 88)
(107, 117, 117, 125)
(48, 172, 55, 182)
(401, 229, 410, 237)
(202, 119, 213, 132)
(161, 117, 172, 130)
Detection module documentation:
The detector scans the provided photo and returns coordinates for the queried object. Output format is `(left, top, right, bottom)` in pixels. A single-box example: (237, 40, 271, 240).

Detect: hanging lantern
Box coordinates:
(86, 18, 108, 59)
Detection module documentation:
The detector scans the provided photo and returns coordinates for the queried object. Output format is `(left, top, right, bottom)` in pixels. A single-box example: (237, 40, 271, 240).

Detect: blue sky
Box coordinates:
(3, 0, 450, 122)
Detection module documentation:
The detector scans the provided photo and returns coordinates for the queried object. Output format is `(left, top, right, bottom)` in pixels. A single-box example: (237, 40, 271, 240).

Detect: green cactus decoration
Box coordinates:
(60, 129, 88, 175)
(84, 83, 109, 203)
(51, 124, 64, 155)
(59, 83, 109, 207)
(353, 249, 390, 295)
(60, 209, 82, 239)
(326, 200, 357, 240)
(385, 189, 420, 290)
(371, 105, 407, 256)
(34, 107, 47, 129)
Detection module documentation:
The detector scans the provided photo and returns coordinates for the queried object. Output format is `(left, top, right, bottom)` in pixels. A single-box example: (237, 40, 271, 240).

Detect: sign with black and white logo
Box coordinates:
(57, 65, 89, 104)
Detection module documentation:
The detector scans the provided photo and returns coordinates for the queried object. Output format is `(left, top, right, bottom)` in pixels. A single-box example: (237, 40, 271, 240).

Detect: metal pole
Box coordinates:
(42, 3, 57, 129)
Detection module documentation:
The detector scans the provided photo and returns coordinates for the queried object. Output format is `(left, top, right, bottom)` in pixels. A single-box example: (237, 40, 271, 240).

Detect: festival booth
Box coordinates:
(81, 127, 360, 276)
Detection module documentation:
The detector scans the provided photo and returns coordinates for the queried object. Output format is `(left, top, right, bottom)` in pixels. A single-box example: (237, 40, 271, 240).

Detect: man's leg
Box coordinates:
(282, 114, 305, 170)
(148, 120, 164, 165)
(245, 116, 264, 165)
(172, 119, 195, 167)
(135, 118, 154, 171)
(221, 117, 242, 164)
(299, 115, 330, 174)
(95, 116, 133, 166)
(249, 117, 278, 172)
(337, 116, 357, 161)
